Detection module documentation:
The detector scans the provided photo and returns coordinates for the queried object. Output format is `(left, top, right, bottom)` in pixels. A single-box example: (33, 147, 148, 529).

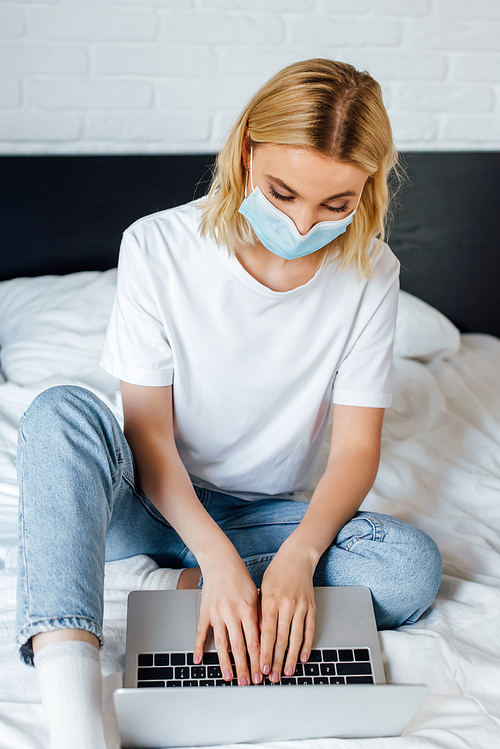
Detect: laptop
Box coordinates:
(114, 586, 429, 747)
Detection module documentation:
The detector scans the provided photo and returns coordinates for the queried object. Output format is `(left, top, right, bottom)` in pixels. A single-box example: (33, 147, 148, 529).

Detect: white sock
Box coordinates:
(103, 554, 185, 591)
(34, 640, 108, 749)
(138, 564, 185, 590)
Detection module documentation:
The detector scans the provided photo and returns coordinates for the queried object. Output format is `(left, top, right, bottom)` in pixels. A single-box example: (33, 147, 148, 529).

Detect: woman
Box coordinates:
(16, 59, 442, 749)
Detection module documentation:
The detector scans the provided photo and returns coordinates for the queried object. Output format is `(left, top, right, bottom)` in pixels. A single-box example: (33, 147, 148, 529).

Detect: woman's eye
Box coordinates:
(325, 203, 349, 213)
(270, 188, 294, 202)
(269, 187, 349, 214)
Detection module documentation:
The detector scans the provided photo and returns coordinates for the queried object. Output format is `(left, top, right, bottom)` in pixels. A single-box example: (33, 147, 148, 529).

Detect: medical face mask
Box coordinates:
(238, 149, 360, 261)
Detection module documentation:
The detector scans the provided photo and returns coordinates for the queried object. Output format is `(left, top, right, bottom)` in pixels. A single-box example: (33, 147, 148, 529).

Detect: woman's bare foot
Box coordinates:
(177, 566, 202, 589)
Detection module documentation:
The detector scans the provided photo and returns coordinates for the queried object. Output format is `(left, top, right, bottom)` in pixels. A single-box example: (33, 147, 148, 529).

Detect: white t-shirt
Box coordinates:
(101, 200, 400, 501)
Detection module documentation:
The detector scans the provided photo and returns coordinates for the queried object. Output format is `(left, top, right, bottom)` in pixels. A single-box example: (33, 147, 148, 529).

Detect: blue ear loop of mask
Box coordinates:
(238, 147, 362, 261)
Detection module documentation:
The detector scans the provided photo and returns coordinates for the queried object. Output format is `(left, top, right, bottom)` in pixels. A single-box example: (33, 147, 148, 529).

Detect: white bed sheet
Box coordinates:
(0, 272, 499, 749)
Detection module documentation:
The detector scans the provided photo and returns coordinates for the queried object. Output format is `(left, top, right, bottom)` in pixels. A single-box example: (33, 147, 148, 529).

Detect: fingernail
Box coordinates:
(285, 665, 293, 676)
(300, 653, 308, 663)
(240, 677, 250, 687)
(263, 664, 270, 675)
(224, 669, 232, 680)
(253, 673, 262, 684)
(271, 671, 279, 683)
(193, 653, 201, 665)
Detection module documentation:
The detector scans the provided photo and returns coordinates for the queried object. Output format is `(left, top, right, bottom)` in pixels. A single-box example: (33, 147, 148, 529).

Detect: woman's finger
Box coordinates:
(241, 612, 262, 684)
(270, 606, 293, 682)
(283, 608, 307, 676)
(259, 598, 278, 677)
(300, 605, 316, 664)
(225, 617, 251, 686)
(212, 618, 234, 682)
(193, 613, 210, 666)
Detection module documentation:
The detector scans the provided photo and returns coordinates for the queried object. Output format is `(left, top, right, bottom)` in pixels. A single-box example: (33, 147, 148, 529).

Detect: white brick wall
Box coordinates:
(0, 0, 499, 154)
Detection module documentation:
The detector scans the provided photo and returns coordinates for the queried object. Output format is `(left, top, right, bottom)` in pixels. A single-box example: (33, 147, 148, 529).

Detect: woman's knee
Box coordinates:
(18, 385, 128, 497)
(320, 513, 442, 629)
(372, 520, 442, 628)
(387, 518, 442, 593)
(400, 526, 442, 619)
(21, 385, 110, 434)
(19, 385, 123, 459)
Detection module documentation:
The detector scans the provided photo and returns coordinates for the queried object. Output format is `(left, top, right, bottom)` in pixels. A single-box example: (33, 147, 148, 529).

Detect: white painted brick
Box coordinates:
(369, 0, 431, 14)
(291, 17, 402, 47)
(338, 50, 447, 81)
(437, 0, 500, 20)
(28, 79, 154, 109)
(412, 18, 500, 51)
(96, 45, 217, 77)
(161, 11, 285, 45)
(0, 44, 88, 74)
(393, 82, 494, 113)
(1, 0, 499, 154)
(199, 0, 314, 10)
(315, 0, 373, 10)
(0, 79, 21, 108)
(313, 0, 431, 15)
(157, 77, 258, 112)
(0, 140, 208, 156)
(30, 8, 158, 41)
(453, 54, 500, 83)
(73, 0, 192, 5)
(380, 85, 392, 110)
(388, 112, 439, 144)
(0, 110, 81, 141)
(88, 111, 211, 143)
(213, 109, 242, 146)
(443, 114, 500, 142)
(0, 7, 25, 38)
(221, 47, 320, 79)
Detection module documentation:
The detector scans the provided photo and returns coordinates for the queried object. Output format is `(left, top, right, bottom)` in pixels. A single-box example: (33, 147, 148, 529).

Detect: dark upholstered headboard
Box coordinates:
(1, 153, 499, 337)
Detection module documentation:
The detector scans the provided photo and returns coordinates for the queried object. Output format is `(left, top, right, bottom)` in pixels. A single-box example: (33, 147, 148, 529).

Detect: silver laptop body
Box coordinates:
(114, 586, 429, 747)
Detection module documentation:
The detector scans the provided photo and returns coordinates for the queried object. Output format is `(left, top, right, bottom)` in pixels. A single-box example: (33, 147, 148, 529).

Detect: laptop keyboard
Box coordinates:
(136, 648, 374, 688)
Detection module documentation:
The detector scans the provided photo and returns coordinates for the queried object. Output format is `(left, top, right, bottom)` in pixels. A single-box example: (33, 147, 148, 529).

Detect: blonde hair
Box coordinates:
(199, 58, 401, 278)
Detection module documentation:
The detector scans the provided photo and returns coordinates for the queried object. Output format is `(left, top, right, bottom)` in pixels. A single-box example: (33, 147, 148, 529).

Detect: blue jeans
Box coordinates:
(16, 386, 442, 666)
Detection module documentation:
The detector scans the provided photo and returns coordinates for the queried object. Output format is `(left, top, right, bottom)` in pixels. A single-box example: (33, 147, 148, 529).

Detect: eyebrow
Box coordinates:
(265, 174, 356, 201)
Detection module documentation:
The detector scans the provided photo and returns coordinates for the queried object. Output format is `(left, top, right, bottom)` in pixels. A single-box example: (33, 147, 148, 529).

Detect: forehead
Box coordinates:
(254, 143, 368, 194)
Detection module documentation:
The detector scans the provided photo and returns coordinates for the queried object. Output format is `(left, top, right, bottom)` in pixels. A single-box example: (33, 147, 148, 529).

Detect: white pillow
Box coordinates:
(0, 269, 118, 397)
(393, 290, 461, 361)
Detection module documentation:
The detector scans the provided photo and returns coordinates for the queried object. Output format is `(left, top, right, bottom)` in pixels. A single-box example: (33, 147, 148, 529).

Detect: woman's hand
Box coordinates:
(259, 544, 316, 682)
(194, 553, 262, 686)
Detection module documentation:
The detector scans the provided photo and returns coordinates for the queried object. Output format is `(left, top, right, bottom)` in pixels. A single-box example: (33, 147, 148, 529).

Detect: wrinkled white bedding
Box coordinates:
(0, 271, 499, 749)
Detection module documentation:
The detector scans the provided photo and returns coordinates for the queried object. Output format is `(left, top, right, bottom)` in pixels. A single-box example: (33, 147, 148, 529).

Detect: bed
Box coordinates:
(0, 153, 499, 749)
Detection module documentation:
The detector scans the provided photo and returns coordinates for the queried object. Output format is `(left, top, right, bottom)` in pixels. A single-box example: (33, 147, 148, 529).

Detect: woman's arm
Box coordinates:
(121, 382, 262, 686)
(259, 403, 385, 682)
